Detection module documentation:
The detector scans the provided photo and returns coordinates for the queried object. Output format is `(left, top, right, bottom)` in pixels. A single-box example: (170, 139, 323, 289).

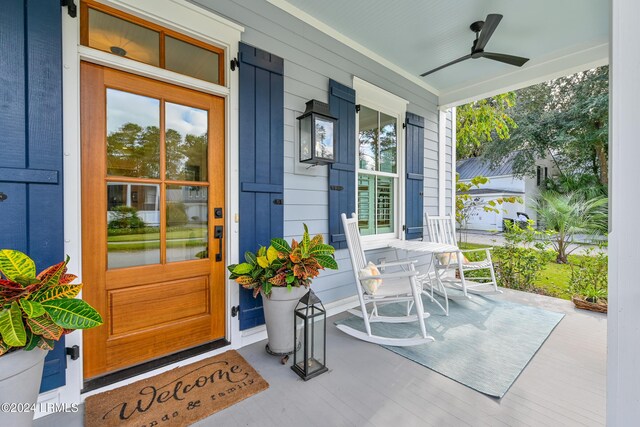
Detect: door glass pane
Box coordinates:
(87, 8, 160, 66)
(165, 36, 220, 84)
(379, 112, 397, 173)
(166, 185, 208, 262)
(358, 106, 378, 171)
(165, 103, 209, 182)
(107, 89, 160, 178)
(358, 174, 375, 236)
(107, 183, 160, 269)
(377, 176, 395, 233)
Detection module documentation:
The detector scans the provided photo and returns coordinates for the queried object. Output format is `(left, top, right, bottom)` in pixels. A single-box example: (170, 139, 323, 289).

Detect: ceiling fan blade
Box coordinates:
(420, 54, 472, 77)
(475, 14, 503, 51)
(481, 52, 530, 67)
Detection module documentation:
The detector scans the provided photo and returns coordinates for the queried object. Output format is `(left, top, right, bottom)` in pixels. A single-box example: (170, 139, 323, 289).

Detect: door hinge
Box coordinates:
(231, 305, 240, 317)
(66, 345, 80, 360)
(61, 0, 77, 18)
(230, 57, 240, 71)
(402, 225, 407, 231)
(402, 122, 406, 129)
(355, 104, 361, 113)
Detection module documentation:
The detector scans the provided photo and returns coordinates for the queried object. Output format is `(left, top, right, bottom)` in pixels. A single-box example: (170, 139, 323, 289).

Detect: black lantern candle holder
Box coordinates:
(292, 289, 328, 380)
(297, 100, 337, 166)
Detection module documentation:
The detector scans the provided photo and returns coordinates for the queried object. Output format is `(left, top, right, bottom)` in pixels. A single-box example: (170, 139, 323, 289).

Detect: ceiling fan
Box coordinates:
(420, 14, 529, 77)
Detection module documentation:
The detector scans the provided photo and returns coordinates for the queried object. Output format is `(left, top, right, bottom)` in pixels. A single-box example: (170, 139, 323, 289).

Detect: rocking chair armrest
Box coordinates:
(373, 260, 418, 268)
(359, 270, 418, 281)
(458, 247, 493, 253)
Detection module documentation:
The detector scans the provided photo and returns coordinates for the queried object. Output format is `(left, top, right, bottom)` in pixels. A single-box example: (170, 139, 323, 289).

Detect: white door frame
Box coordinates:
(45, 0, 243, 412)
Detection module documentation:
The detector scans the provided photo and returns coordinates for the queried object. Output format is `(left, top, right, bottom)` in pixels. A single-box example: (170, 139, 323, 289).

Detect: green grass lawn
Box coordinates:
(459, 242, 583, 300)
(107, 227, 207, 251)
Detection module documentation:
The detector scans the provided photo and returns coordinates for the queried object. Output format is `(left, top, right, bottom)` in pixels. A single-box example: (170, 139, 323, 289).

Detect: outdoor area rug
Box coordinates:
(84, 350, 268, 426)
(335, 294, 564, 398)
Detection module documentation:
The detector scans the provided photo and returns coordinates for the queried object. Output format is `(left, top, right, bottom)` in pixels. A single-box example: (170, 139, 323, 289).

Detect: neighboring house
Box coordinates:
(456, 154, 559, 231)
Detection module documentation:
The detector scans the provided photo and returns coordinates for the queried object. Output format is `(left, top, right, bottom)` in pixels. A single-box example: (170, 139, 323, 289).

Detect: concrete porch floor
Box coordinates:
(35, 289, 606, 426)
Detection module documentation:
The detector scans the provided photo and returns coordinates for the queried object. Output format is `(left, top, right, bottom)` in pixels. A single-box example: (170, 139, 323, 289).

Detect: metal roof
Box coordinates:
(456, 155, 515, 180)
(460, 188, 524, 196)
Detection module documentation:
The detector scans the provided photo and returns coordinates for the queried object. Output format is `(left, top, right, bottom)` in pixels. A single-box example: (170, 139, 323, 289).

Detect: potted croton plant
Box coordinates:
(0, 250, 103, 426)
(228, 225, 337, 355)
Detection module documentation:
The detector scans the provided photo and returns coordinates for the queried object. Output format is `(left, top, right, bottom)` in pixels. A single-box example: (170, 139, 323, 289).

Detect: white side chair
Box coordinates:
(337, 213, 434, 346)
(425, 213, 501, 298)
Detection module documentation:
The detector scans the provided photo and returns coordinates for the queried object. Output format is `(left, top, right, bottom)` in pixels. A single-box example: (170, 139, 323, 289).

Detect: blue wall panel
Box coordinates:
(405, 112, 425, 240)
(328, 80, 356, 249)
(0, 0, 66, 392)
(238, 42, 284, 330)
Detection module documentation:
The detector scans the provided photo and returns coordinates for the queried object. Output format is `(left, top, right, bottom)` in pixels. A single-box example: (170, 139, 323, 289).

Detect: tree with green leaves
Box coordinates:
(482, 66, 609, 189)
(456, 92, 517, 159)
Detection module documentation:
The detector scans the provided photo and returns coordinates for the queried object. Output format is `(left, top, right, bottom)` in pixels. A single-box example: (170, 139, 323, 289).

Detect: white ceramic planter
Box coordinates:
(0, 348, 47, 427)
(262, 286, 308, 354)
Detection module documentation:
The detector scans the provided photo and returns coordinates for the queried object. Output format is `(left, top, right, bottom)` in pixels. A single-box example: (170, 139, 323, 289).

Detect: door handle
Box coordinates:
(214, 226, 223, 262)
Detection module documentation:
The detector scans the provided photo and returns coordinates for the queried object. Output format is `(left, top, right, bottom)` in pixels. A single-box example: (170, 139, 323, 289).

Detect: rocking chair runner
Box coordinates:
(337, 213, 434, 346)
(425, 214, 501, 298)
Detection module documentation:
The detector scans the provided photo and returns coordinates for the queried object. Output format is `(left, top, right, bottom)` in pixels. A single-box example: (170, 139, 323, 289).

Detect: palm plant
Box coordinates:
(532, 191, 608, 263)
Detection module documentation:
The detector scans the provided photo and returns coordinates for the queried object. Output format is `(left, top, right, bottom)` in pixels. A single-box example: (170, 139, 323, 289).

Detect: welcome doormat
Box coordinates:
(84, 350, 268, 426)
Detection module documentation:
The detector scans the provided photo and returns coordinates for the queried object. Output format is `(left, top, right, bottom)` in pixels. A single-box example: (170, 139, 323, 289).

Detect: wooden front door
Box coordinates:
(81, 62, 226, 378)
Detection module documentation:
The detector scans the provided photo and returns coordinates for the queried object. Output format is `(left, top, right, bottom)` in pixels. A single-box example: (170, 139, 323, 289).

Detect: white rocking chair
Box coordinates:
(425, 214, 502, 299)
(337, 213, 434, 347)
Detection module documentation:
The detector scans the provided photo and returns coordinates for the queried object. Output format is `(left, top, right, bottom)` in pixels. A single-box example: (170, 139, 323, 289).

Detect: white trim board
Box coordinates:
(51, 0, 243, 415)
(267, 0, 439, 96)
(438, 109, 447, 216)
(450, 107, 457, 216)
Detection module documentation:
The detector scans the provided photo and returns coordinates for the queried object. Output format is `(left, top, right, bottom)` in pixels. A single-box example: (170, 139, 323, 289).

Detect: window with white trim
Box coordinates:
(354, 78, 407, 239)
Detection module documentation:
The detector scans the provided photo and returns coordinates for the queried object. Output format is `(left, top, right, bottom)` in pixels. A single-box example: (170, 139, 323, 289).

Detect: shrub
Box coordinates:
(108, 206, 146, 229)
(569, 246, 608, 302)
(532, 191, 608, 263)
(493, 221, 553, 291)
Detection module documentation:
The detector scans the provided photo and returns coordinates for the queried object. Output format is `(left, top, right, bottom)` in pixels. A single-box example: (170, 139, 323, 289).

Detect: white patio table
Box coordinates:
(379, 239, 458, 315)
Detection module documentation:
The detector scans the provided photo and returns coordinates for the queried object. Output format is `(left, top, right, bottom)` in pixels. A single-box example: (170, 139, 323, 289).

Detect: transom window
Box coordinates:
(81, 1, 224, 85)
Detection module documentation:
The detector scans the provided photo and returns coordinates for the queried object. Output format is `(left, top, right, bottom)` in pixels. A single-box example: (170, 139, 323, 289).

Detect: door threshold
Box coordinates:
(82, 339, 230, 393)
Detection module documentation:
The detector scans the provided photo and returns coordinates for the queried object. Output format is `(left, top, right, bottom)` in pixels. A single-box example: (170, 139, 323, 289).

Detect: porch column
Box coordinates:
(438, 109, 446, 216)
(608, 0, 640, 423)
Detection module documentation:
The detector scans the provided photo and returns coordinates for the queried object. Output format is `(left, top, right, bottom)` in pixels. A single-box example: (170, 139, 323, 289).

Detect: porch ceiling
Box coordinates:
(269, 0, 609, 107)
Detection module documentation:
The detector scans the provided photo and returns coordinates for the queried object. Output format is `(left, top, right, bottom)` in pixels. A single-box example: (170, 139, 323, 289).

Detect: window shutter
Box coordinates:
(238, 42, 284, 330)
(405, 112, 425, 240)
(328, 80, 356, 249)
(0, 1, 67, 392)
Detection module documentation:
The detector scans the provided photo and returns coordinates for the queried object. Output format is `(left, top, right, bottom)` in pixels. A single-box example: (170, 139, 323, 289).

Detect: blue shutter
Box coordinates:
(405, 112, 425, 240)
(0, 0, 66, 391)
(238, 43, 284, 330)
(328, 80, 356, 249)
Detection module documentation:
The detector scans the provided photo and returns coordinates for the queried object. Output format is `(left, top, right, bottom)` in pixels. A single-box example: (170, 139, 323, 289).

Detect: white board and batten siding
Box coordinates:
(193, 0, 451, 303)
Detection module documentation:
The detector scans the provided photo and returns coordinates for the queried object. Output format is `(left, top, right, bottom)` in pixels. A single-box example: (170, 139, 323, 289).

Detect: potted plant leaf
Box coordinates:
(228, 225, 337, 355)
(0, 250, 103, 426)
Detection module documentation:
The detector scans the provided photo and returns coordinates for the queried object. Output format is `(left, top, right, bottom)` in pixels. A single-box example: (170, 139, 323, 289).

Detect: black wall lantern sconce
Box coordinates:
(292, 289, 328, 380)
(297, 100, 337, 166)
